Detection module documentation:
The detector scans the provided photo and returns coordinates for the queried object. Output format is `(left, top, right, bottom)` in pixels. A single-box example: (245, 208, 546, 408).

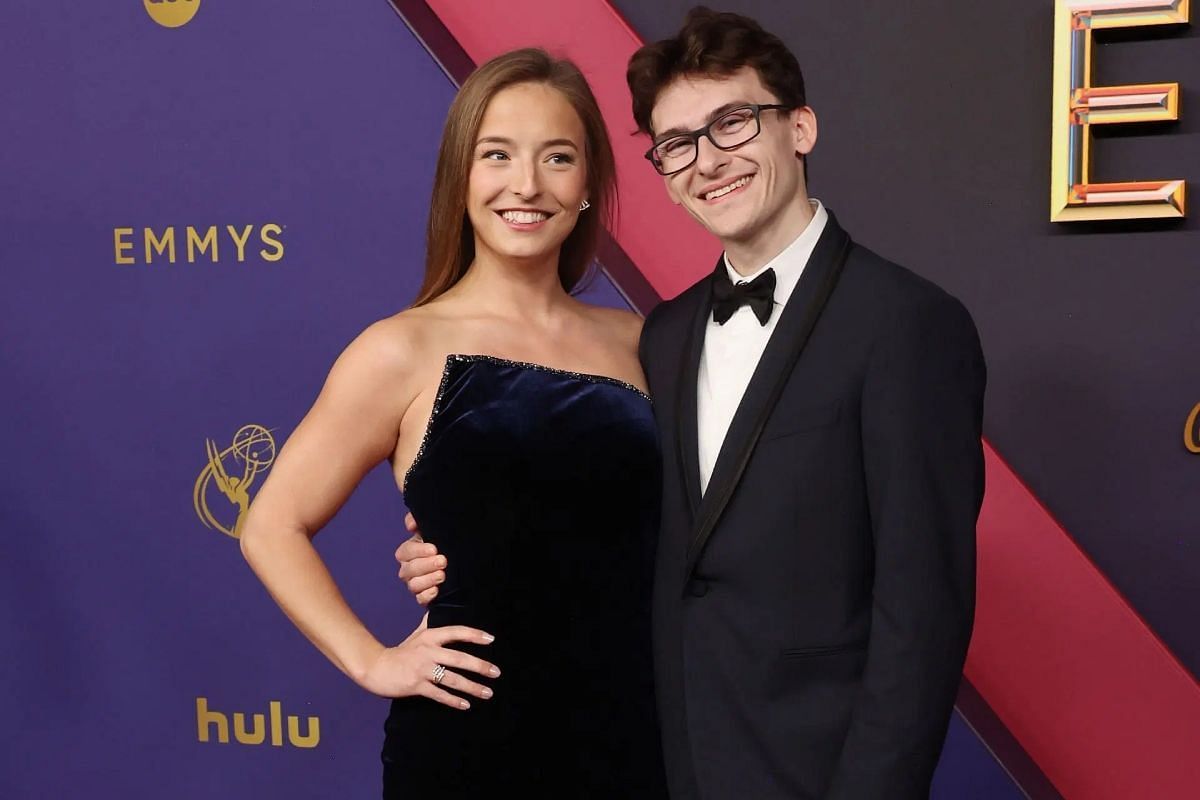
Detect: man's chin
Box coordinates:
(698, 215, 754, 243)
(687, 207, 746, 239)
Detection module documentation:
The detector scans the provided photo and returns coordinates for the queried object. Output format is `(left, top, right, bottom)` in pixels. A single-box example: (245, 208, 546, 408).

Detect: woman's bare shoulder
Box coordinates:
(579, 303, 644, 351)
(325, 306, 451, 391)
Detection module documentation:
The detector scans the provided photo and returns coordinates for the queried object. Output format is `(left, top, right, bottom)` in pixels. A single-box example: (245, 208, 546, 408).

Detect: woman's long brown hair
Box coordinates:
(411, 48, 617, 307)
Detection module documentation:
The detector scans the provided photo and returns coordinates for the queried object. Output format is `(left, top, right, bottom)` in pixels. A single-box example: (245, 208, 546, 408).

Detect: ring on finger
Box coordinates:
(431, 663, 447, 685)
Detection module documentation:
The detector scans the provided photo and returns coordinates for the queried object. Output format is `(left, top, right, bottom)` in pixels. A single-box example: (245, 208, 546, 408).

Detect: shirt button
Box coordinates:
(687, 579, 709, 598)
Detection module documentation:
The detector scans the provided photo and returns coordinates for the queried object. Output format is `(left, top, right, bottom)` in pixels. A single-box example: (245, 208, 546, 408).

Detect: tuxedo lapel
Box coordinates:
(675, 265, 716, 518)
(683, 214, 852, 580)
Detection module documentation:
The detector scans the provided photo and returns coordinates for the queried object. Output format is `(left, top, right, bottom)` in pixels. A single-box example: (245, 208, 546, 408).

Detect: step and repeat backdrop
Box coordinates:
(2, 1, 1196, 798)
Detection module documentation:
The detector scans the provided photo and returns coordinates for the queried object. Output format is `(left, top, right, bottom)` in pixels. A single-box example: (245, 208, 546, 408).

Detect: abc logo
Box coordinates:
(143, 0, 201, 29)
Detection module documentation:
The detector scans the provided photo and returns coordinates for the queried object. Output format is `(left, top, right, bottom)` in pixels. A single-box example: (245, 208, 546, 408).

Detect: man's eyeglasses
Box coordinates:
(645, 103, 792, 176)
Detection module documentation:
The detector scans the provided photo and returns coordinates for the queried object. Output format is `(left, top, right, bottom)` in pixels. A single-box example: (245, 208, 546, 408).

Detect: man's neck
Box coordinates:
(724, 193, 815, 277)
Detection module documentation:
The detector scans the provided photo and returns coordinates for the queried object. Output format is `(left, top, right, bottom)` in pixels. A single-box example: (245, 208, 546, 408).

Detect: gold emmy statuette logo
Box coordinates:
(144, 0, 201, 29)
(193, 424, 276, 539)
(1185, 403, 1200, 454)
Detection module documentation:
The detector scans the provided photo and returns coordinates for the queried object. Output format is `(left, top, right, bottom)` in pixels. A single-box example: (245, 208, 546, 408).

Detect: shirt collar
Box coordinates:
(722, 199, 828, 309)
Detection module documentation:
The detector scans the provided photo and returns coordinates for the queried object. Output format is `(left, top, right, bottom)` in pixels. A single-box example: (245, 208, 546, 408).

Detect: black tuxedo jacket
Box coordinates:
(638, 212, 986, 800)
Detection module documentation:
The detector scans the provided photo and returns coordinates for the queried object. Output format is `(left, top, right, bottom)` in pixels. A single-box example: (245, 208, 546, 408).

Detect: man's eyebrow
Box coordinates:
(653, 102, 748, 142)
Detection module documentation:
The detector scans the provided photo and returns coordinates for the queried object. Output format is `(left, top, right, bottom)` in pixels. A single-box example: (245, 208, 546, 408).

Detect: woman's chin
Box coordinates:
(480, 238, 564, 263)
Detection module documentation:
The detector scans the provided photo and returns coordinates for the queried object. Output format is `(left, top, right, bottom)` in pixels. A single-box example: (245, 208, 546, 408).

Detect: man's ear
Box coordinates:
(793, 106, 818, 157)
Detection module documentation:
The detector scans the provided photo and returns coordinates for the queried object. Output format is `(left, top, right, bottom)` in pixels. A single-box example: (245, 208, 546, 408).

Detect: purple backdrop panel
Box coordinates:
(0, 2, 627, 796)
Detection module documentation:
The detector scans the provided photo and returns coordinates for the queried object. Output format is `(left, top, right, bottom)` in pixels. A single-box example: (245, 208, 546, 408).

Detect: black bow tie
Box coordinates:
(711, 267, 776, 326)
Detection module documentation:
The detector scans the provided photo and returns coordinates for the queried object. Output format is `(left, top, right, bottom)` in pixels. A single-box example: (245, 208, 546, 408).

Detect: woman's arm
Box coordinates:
(239, 320, 498, 707)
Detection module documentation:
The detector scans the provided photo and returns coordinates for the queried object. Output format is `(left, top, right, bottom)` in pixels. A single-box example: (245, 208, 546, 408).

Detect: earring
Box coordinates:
(579, 200, 591, 212)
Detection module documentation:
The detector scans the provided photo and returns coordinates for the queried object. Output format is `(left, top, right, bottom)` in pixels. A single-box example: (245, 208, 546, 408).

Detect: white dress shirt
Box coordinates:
(697, 199, 828, 494)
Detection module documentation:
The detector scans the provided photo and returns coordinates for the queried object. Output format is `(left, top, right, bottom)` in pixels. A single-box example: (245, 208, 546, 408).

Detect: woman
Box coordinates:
(239, 48, 667, 796)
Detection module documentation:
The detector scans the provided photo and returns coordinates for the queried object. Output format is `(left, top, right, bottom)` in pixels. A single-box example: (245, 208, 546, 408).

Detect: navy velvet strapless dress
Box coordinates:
(382, 354, 667, 798)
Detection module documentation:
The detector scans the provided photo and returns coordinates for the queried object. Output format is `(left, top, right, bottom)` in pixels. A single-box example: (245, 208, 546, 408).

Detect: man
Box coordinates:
(397, 8, 985, 798)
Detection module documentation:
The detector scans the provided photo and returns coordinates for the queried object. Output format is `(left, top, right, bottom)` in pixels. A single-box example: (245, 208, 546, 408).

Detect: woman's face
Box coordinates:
(466, 82, 589, 268)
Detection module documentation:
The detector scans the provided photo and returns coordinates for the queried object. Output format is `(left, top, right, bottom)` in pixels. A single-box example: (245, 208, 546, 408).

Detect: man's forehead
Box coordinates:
(650, 68, 767, 131)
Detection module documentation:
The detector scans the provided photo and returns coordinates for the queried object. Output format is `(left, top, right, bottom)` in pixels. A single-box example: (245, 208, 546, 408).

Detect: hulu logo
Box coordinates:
(196, 697, 319, 748)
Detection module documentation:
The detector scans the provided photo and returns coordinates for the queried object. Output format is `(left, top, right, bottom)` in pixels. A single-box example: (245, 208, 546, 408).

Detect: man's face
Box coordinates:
(649, 68, 816, 246)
